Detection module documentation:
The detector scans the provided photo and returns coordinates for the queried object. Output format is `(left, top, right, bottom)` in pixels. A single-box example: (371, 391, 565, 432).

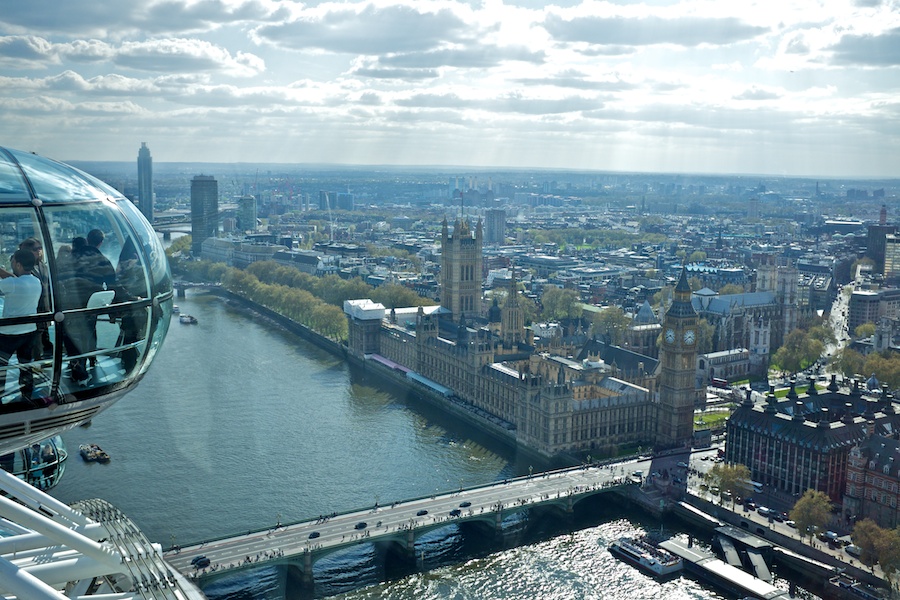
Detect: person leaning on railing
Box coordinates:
(0, 249, 42, 405)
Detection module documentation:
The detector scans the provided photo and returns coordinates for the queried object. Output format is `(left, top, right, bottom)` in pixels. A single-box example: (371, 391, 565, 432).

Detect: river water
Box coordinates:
(49, 291, 816, 600)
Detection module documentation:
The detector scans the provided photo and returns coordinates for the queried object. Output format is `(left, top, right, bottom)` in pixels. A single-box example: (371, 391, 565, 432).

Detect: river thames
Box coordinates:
(49, 291, 817, 599)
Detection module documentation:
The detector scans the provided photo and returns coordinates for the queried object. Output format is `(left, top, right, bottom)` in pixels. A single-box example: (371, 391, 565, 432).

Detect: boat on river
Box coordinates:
(79, 443, 110, 463)
(829, 575, 888, 600)
(608, 536, 683, 577)
(179, 314, 198, 324)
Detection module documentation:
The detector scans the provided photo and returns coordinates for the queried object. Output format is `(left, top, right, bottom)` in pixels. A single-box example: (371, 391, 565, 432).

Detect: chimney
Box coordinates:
(743, 388, 753, 408)
(793, 401, 805, 422)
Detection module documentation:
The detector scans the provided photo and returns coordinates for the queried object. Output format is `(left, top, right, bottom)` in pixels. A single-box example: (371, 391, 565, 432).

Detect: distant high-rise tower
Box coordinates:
(136, 142, 153, 223)
(484, 206, 506, 245)
(885, 234, 900, 279)
(238, 194, 257, 233)
(867, 222, 896, 274)
(440, 217, 483, 320)
(191, 175, 218, 256)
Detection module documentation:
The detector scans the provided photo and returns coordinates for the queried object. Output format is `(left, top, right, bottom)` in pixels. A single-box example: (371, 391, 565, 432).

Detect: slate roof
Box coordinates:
(633, 300, 659, 324)
(576, 338, 658, 374)
(728, 386, 900, 454)
(692, 291, 777, 315)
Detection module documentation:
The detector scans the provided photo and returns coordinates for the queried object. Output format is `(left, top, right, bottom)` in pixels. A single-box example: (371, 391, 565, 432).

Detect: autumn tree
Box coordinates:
(771, 329, 824, 375)
(834, 347, 866, 379)
(165, 235, 192, 256)
(876, 527, 900, 585)
(852, 518, 884, 571)
(789, 489, 832, 541)
(697, 318, 716, 355)
(591, 306, 631, 345)
(718, 284, 745, 295)
(855, 322, 876, 339)
(540, 286, 583, 321)
(372, 283, 434, 309)
(705, 462, 752, 509)
(689, 251, 707, 263)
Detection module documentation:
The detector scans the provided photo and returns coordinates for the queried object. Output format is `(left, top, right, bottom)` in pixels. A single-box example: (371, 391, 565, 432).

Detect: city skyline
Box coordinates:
(1, 0, 898, 178)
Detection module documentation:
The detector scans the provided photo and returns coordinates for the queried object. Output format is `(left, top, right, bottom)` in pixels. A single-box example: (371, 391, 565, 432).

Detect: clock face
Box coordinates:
(665, 328, 675, 343)
(684, 329, 695, 345)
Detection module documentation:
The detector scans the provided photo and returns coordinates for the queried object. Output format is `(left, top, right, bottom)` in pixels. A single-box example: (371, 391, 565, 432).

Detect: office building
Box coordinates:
(136, 142, 153, 223)
(190, 175, 218, 256)
(238, 194, 257, 232)
(884, 234, 900, 279)
(868, 223, 896, 274)
(484, 206, 506, 245)
(727, 377, 900, 506)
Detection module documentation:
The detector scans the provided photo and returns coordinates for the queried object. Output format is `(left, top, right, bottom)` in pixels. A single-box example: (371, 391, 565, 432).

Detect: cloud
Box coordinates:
(0, 34, 265, 76)
(379, 44, 544, 69)
(352, 66, 440, 80)
(827, 27, 900, 66)
(396, 91, 602, 115)
(60, 39, 117, 62)
(511, 70, 637, 91)
(143, 0, 287, 33)
(0, 0, 286, 36)
(0, 95, 143, 116)
(575, 44, 636, 57)
(542, 14, 769, 47)
(114, 39, 265, 76)
(733, 86, 782, 101)
(783, 34, 810, 55)
(43, 71, 162, 95)
(357, 92, 383, 105)
(253, 3, 473, 55)
(0, 36, 57, 68)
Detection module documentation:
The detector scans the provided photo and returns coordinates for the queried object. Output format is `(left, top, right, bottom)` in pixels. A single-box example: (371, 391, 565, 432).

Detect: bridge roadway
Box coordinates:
(165, 456, 658, 583)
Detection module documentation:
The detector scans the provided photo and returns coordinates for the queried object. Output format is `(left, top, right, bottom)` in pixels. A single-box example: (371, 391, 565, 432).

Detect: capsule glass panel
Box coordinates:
(0, 147, 173, 454)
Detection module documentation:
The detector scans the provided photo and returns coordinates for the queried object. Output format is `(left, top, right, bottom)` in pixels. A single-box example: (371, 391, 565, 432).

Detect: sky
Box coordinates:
(1, 0, 899, 178)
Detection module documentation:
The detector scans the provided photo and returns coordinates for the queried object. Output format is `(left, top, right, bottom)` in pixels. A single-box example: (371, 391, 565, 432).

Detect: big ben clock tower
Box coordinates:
(657, 267, 699, 449)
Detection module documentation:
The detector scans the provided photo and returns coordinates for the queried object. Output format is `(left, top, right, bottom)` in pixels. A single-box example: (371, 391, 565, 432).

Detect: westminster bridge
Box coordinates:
(164, 456, 663, 588)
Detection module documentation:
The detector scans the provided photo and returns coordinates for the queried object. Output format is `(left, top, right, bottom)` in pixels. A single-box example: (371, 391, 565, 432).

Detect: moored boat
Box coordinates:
(172, 304, 180, 314)
(829, 575, 888, 600)
(609, 536, 683, 577)
(79, 443, 110, 463)
(179, 314, 198, 324)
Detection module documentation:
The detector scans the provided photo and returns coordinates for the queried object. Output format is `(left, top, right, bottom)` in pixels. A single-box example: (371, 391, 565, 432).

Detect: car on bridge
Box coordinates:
(191, 555, 210, 569)
(459, 501, 471, 508)
(355, 522, 367, 530)
(449, 509, 462, 517)
(416, 509, 428, 516)
(308, 531, 320, 539)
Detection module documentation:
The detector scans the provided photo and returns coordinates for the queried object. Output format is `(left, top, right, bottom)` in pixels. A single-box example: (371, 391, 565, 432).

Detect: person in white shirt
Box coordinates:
(0, 249, 43, 405)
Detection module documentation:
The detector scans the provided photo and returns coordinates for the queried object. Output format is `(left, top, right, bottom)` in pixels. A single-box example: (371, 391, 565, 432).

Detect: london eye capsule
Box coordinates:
(0, 146, 173, 454)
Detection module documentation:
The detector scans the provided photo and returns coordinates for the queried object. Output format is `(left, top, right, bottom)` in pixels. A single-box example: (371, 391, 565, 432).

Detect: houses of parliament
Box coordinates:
(344, 217, 697, 459)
